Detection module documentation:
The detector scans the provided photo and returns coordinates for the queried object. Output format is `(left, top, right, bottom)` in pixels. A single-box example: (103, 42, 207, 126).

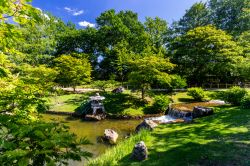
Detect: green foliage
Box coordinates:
(222, 86, 248, 106)
(144, 17, 168, 53)
(0, 115, 92, 166)
(187, 87, 205, 101)
(208, 0, 250, 36)
(54, 55, 91, 89)
(92, 80, 119, 91)
(175, 2, 210, 34)
(240, 94, 250, 109)
(128, 55, 176, 99)
(19, 64, 58, 96)
(169, 75, 187, 89)
(151, 95, 170, 114)
(171, 25, 243, 84)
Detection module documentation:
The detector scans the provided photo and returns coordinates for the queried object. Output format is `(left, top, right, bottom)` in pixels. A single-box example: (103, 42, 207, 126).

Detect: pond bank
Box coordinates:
(45, 110, 163, 120)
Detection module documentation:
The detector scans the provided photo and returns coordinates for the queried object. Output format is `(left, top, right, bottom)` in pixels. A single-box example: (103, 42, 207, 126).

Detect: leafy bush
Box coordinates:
(151, 95, 171, 114)
(92, 80, 120, 91)
(222, 86, 247, 105)
(241, 94, 250, 108)
(187, 87, 205, 101)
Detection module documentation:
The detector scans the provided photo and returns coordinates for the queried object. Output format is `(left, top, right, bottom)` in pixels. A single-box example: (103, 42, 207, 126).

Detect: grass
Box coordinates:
(87, 106, 250, 166)
(46, 92, 95, 112)
(46, 91, 147, 115)
(88, 130, 150, 166)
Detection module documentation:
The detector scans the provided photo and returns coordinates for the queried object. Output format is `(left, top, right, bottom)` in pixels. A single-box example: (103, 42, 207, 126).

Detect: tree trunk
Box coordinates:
(141, 88, 145, 100)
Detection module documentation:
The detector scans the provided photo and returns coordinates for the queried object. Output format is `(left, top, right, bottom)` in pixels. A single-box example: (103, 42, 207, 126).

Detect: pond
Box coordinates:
(41, 114, 142, 165)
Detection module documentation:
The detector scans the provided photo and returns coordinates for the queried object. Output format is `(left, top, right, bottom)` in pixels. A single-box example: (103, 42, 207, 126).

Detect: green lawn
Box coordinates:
(47, 92, 95, 112)
(88, 106, 250, 166)
(46, 91, 146, 115)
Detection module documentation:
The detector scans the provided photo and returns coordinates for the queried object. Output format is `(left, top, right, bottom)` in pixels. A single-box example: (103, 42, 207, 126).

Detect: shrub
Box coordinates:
(187, 87, 205, 101)
(241, 94, 250, 109)
(151, 95, 171, 114)
(222, 86, 247, 106)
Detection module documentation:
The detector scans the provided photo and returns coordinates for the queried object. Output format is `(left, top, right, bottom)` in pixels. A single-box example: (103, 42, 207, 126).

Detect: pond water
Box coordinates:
(41, 114, 142, 164)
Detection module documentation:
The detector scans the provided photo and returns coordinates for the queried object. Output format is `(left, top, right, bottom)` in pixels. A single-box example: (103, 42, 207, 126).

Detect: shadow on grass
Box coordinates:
(116, 106, 250, 166)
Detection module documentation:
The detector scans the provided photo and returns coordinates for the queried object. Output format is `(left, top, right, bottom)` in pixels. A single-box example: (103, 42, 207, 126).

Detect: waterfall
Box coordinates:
(168, 108, 192, 119)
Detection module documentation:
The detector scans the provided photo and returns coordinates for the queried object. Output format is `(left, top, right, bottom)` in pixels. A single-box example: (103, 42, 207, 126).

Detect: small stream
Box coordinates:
(41, 114, 142, 165)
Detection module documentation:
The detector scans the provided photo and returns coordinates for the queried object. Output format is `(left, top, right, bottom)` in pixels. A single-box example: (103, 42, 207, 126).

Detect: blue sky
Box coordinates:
(32, 0, 204, 28)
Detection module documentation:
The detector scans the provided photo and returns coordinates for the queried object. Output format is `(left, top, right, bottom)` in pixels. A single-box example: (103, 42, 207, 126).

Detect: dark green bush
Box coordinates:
(151, 95, 170, 114)
(241, 94, 250, 108)
(222, 86, 247, 106)
(187, 87, 205, 101)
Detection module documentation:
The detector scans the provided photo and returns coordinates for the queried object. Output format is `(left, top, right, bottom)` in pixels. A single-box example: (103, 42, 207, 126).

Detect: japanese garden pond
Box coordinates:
(41, 114, 142, 164)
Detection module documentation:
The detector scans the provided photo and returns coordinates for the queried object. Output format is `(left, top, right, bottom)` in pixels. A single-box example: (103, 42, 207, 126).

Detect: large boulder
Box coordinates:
(103, 129, 119, 144)
(112, 87, 125, 93)
(192, 106, 213, 118)
(135, 120, 158, 132)
(131, 141, 148, 161)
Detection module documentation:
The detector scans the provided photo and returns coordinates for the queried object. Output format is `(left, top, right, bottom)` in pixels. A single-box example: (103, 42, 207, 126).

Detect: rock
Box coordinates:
(112, 87, 125, 93)
(103, 129, 119, 144)
(208, 100, 226, 105)
(192, 106, 213, 118)
(84, 114, 106, 121)
(135, 120, 158, 132)
(183, 116, 193, 123)
(131, 141, 148, 161)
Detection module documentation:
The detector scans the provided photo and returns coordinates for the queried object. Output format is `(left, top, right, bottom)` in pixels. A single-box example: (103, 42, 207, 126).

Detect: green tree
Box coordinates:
(144, 17, 168, 54)
(238, 31, 250, 57)
(18, 64, 58, 96)
(96, 9, 150, 79)
(174, 2, 210, 34)
(128, 55, 176, 99)
(54, 55, 91, 91)
(208, 0, 250, 36)
(171, 25, 243, 85)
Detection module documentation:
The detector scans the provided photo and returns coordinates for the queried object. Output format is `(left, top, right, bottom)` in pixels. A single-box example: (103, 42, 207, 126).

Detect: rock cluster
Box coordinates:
(131, 141, 148, 161)
(103, 129, 119, 144)
(135, 120, 158, 132)
(112, 87, 124, 93)
(192, 106, 213, 118)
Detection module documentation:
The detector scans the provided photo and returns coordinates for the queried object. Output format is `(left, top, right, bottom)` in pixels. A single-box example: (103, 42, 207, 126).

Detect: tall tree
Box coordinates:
(170, 25, 243, 85)
(144, 17, 168, 54)
(174, 2, 210, 35)
(96, 9, 150, 79)
(209, 0, 250, 36)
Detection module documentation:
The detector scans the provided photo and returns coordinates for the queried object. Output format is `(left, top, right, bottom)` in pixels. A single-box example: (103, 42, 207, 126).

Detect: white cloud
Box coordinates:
(43, 14, 50, 20)
(78, 21, 95, 28)
(64, 7, 84, 16)
(73, 10, 84, 16)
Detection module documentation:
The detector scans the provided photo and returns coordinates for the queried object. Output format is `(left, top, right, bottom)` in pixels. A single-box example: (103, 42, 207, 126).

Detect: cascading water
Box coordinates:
(167, 108, 192, 119)
(146, 107, 192, 123)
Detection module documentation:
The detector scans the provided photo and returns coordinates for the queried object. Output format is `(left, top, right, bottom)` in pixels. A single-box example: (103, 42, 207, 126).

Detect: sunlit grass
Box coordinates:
(88, 106, 250, 166)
